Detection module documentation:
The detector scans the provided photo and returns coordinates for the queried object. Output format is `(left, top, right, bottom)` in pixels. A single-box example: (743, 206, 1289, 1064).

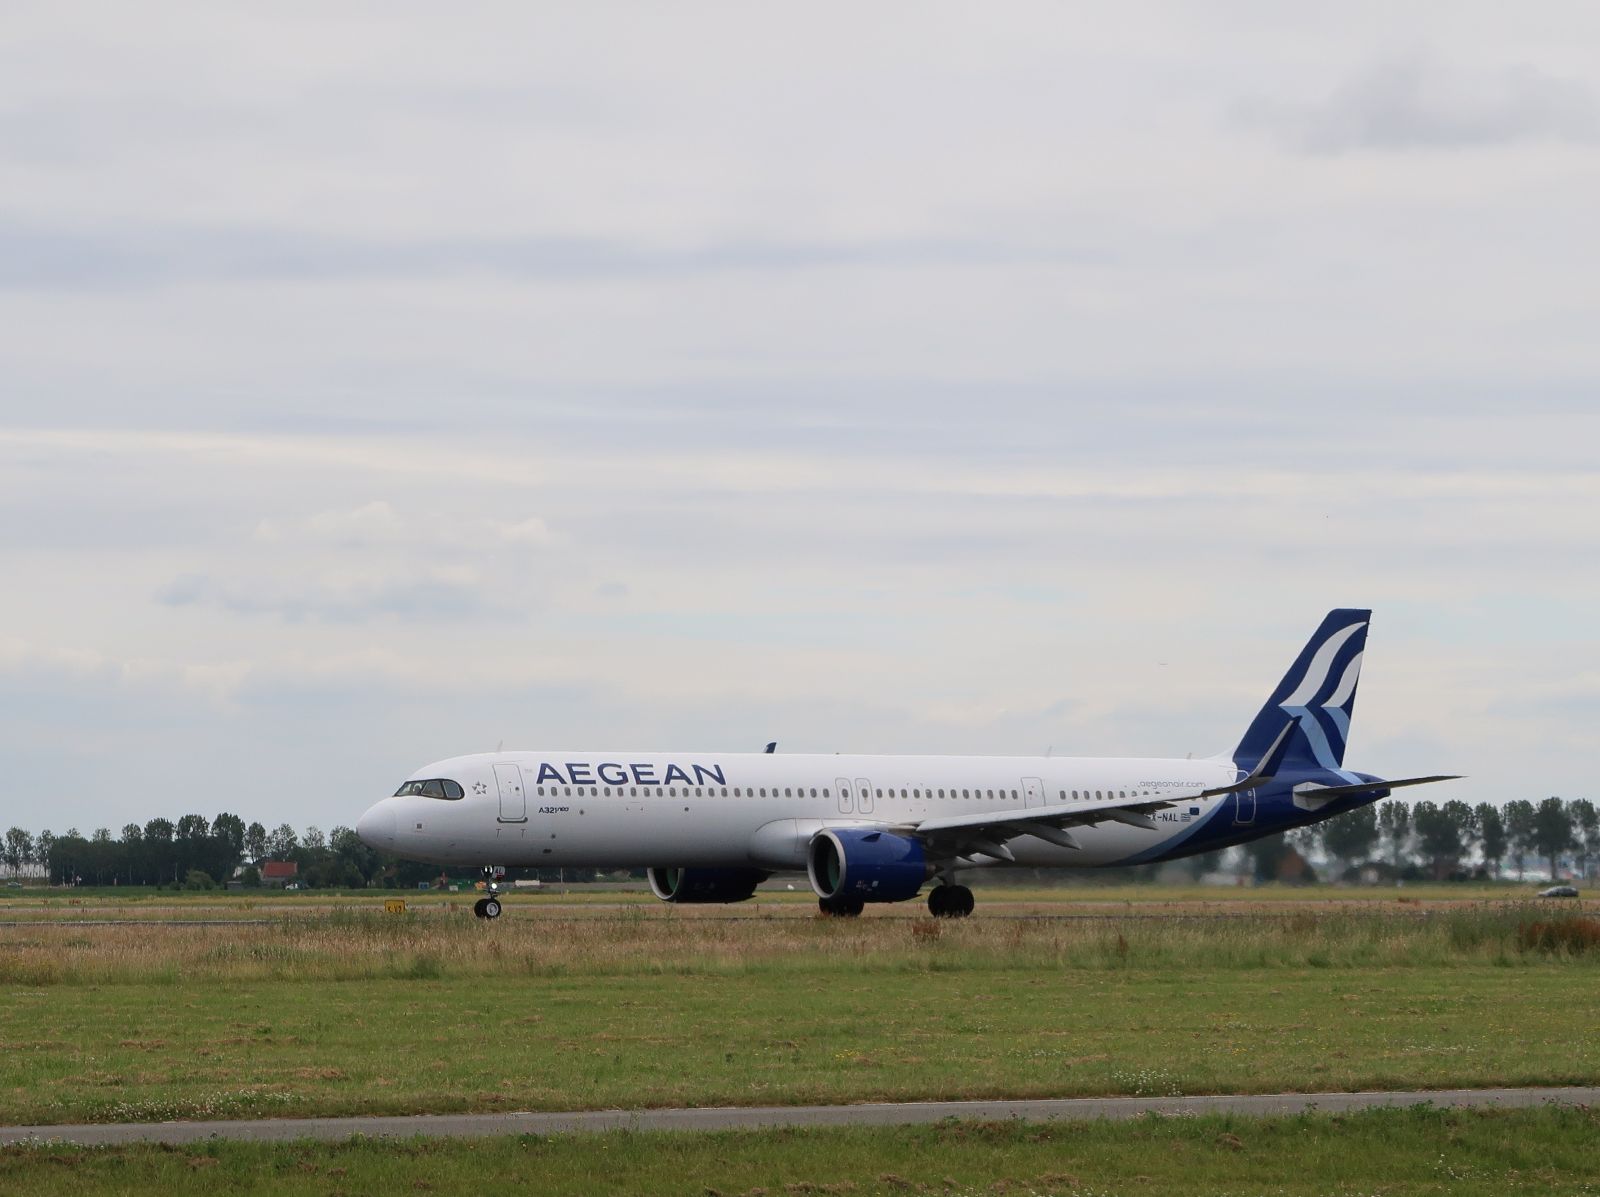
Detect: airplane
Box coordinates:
(356, 609, 1457, 919)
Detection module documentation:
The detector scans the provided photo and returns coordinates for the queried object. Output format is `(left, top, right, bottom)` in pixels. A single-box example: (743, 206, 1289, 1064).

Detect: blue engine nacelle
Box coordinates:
(807, 828, 930, 903)
(647, 866, 769, 903)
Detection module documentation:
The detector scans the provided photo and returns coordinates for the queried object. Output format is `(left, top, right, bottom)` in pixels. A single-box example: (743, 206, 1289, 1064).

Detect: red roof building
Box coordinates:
(261, 861, 299, 886)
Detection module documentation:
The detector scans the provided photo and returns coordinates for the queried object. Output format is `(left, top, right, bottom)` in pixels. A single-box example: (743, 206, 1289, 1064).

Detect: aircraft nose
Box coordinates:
(357, 800, 396, 850)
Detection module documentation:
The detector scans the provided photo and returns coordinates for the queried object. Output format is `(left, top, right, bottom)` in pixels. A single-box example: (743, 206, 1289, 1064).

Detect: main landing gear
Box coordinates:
(818, 894, 865, 917)
(927, 884, 974, 918)
(473, 865, 505, 920)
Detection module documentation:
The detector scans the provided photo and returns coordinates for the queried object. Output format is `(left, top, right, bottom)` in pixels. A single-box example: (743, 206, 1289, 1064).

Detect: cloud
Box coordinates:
(0, 220, 1104, 291)
(1242, 55, 1599, 153)
(155, 566, 514, 624)
(253, 501, 553, 550)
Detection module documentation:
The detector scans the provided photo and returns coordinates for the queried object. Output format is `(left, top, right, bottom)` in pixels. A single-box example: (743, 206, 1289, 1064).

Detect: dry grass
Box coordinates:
(3, 899, 1598, 987)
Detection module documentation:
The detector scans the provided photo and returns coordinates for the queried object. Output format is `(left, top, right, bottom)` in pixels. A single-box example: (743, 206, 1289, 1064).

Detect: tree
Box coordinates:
(35, 830, 54, 878)
(1412, 801, 1463, 879)
(176, 814, 210, 842)
(212, 813, 246, 860)
(329, 825, 381, 886)
(3, 827, 33, 877)
(1532, 797, 1574, 880)
(1571, 799, 1599, 879)
(1475, 803, 1507, 878)
(1378, 802, 1411, 870)
(302, 825, 327, 852)
(1321, 805, 1379, 872)
(141, 818, 176, 883)
(1443, 800, 1478, 864)
(265, 823, 299, 860)
(120, 823, 142, 844)
(244, 822, 267, 863)
(1503, 800, 1536, 880)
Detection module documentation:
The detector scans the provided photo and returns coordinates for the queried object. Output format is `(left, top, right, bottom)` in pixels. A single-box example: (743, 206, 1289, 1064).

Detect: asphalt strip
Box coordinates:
(4, 1088, 1597, 1147)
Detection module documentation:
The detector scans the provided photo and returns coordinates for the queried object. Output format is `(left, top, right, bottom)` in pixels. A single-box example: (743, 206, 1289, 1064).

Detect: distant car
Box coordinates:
(1538, 885, 1580, 898)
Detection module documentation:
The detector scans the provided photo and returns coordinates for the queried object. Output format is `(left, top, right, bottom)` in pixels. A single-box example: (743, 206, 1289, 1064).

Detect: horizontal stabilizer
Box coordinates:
(1294, 774, 1461, 799)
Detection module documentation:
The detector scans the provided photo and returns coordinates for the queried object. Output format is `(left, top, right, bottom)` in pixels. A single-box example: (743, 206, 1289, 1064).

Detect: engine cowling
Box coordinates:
(647, 866, 769, 904)
(807, 828, 930, 904)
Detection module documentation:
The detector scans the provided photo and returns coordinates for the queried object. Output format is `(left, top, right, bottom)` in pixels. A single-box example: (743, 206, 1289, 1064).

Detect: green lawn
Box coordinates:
(5, 1107, 1600, 1196)
(4, 902, 1599, 1125)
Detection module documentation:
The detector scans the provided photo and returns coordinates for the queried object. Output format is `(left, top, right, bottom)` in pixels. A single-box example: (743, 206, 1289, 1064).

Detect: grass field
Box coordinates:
(0, 880, 1567, 920)
(6, 1107, 1600, 1196)
(3, 893, 1598, 1127)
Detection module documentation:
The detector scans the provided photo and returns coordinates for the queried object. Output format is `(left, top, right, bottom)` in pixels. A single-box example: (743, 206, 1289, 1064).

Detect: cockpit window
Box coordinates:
(393, 778, 465, 800)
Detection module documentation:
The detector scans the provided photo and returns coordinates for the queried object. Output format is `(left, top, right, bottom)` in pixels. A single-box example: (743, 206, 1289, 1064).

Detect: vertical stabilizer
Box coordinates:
(1234, 609, 1370, 772)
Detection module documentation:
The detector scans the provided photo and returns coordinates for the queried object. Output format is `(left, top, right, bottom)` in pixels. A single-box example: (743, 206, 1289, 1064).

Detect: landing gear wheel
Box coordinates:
(951, 885, 975, 917)
(819, 895, 865, 917)
(929, 885, 974, 918)
(477, 865, 505, 920)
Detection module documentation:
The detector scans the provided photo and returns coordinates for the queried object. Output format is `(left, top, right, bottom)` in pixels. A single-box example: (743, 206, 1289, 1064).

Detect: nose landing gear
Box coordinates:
(473, 866, 505, 919)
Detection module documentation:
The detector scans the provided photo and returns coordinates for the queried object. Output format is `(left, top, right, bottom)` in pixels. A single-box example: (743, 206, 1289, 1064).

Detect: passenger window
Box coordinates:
(810, 788, 818, 798)
(876, 789, 883, 799)
(823, 788, 830, 798)
(630, 787, 637, 797)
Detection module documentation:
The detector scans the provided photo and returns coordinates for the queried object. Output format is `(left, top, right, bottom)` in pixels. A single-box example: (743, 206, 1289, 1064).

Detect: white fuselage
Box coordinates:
(358, 750, 1241, 871)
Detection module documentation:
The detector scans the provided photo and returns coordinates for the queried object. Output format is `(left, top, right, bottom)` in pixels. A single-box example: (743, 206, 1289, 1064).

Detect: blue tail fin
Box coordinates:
(1234, 609, 1370, 772)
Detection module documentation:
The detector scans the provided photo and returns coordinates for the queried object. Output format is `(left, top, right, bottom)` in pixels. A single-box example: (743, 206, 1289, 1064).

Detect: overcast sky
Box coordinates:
(3, 2, 1598, 836)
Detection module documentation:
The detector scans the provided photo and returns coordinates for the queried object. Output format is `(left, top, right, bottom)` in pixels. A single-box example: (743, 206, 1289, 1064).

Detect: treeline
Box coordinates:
(1284, 796, 1598, 881)
(0, 815, 392, 889)
(4, 796, 1597, 890)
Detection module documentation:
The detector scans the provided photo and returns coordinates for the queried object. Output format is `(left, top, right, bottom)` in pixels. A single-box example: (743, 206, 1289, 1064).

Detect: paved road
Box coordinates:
(4, 1088, 1596, 1147)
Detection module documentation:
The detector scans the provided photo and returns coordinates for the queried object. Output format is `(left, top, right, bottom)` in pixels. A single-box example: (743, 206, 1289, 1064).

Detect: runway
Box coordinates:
(4, 1087, 1596, 1146)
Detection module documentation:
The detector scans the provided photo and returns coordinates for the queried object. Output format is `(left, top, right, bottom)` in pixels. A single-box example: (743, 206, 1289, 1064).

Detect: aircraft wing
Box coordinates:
(897, 793, 1186, 861)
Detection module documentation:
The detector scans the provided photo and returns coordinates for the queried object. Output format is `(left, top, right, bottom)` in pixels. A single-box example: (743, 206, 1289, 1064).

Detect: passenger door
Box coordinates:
(495, 763, 527, 823)
(855, 777, 874, 815)
(1022, 777, 1046, 808)
(1234, 788, 1256, 825)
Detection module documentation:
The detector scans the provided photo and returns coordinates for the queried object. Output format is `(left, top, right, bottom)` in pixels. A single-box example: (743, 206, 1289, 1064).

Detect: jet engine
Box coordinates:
(807, 828, 930, 904)
(646, 866, 769, 903)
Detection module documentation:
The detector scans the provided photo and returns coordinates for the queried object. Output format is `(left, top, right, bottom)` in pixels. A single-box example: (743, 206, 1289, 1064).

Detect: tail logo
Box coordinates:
(1278, 621, 1365, 769)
